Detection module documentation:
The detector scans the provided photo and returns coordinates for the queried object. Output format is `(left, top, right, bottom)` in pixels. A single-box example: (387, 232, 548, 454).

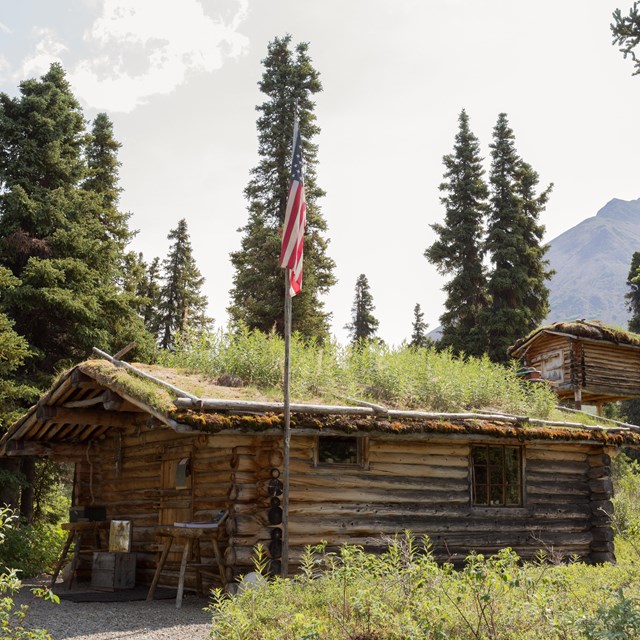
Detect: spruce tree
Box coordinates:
(0, 63, 154, 376)
(158, 219, 210, 349)
(612, 3, 640, 75)
(228, 35, 336, 340)
(410, 303, 430, 348)
(621, 251, 640, 425)
(425, 110, 489, 356)
(483, 114, 553, 363)
(138, 255, 163, 338)
(626, 252, 640, 333)
(345, 274, 379, 344)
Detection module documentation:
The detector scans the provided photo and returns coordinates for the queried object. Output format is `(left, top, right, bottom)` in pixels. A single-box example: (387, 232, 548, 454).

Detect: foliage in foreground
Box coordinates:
(209, 535, 640, 640)
(159, 326, 557, 418)
(0, 507, 58, 640)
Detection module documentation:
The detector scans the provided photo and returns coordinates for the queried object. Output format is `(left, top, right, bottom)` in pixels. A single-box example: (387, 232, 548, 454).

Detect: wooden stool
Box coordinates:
(146, 525, 226, 608)
(50, 521, 110, 589)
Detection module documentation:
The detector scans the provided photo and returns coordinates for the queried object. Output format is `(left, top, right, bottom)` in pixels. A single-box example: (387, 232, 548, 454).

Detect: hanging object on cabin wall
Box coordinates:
(176, 457, 191, 489)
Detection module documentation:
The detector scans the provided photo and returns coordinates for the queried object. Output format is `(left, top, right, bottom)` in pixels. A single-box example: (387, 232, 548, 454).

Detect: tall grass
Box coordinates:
(208, 534, 640, 640)
(159, 327, 556, 418)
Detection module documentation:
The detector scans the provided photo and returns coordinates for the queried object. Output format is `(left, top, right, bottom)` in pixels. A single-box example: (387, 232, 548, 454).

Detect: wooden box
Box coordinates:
(91, 552, 136, 591)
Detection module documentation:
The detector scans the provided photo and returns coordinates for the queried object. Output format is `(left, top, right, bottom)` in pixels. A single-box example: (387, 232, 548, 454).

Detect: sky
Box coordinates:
(1, 0, 639, 346)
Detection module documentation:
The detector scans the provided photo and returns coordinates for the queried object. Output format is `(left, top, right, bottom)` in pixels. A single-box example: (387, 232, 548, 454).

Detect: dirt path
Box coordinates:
(16, 584, 213, 640)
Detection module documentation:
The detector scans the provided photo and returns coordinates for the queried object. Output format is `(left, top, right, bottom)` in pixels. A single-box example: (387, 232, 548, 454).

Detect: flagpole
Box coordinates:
(281, 271, 292, 577)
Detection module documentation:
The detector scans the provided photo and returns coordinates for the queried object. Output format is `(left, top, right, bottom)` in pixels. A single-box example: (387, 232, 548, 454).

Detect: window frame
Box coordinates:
(314, 435, 367, 468)
(470, 444, 524, 508)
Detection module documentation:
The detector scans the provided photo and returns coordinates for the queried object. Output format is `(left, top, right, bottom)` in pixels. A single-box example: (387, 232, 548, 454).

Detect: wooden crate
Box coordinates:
(91, 552, 136, 591)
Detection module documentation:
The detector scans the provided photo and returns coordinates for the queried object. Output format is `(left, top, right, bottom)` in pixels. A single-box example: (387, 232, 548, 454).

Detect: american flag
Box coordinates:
(279, 120, 306, 297)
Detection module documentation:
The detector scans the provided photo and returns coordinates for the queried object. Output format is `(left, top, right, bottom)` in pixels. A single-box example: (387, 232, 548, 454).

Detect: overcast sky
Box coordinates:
(1, 1, 639, 345)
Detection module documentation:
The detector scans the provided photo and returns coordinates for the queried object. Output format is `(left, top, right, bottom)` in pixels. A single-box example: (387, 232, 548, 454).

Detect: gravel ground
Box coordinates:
(15, 582, 213, 640)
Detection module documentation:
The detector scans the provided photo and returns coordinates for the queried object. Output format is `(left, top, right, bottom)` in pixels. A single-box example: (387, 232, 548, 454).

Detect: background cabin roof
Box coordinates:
(508, 320, 640, 357)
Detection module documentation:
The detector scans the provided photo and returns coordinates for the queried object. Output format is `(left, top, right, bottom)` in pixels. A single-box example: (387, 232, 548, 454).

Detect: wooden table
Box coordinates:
(50, 521, 110, 589)
(146, 525, 226, 608)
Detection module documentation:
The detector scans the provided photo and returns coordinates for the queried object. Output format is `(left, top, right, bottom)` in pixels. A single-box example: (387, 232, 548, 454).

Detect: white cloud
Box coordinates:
(69, 0, 250, 112)
(18, 28, 67, 79)
(0, 21, 11, 35)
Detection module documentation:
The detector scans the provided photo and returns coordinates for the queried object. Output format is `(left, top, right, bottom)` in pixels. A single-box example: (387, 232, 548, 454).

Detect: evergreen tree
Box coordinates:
(138, 255, 163, 338)
(0, 63, 154, 376)
(425, 110, 489, 356)
(228, 35, 336, 340)
(612, 2, 640, 75)
(410, 303, 430, 348)
(0, 268, 38, 426)
(620, 251, 640, 425)
(626, 251, 640, 333)
(345, 274, 379, 344)
(158, 219, 210, 349)
(483, 114, 553, 363)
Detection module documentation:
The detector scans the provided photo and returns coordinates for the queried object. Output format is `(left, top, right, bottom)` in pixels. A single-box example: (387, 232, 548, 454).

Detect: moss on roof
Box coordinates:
(509, 320, 640, 355)
(169, 409, 640, 445)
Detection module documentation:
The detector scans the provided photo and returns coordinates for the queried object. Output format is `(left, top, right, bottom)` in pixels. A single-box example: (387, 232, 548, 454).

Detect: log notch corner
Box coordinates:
(588, 448, 616, 563)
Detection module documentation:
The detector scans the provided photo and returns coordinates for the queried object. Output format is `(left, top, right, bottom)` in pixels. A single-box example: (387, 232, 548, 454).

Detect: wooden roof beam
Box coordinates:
(35, 406, 147, 429)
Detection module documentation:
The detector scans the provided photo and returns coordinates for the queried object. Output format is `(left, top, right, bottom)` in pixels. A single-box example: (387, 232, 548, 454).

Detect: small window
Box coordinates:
(317, 436, 361, 465)
(471, 445, 522, 507)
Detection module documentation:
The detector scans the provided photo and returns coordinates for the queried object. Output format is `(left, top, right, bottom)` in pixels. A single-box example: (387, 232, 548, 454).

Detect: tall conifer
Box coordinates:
(410, 303, 430, 348)
(345, 274, 379, 344)
(158, 219, 210, 349)
(228, 36, 336, 340)
(425, 110, 489, 356)
(621, 252, 640, 425)
(483, 114, 552, 362)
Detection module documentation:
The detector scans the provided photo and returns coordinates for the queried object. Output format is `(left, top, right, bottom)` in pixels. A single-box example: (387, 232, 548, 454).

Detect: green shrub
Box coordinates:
(0, 522, 66, 578)
(0, 506, 58, 640)
(612, 453, 640, 537)
(207, 532, 640, 640)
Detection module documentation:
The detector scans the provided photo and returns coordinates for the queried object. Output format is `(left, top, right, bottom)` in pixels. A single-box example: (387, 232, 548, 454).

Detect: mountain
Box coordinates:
(545, 198, 640, 327)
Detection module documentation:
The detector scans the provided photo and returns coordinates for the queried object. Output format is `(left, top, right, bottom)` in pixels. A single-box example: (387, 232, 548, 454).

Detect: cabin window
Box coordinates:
(316, 436, 362, 465)
(471, 445, 522, 507)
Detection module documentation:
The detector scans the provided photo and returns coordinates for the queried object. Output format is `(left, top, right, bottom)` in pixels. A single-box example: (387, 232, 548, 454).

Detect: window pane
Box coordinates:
(474, 466, 487, 484)
(506, 483, 521, 505)
(318, 437, 359, 464)
(490, 485, 503, 506)
(489, 466, 503, 485)
(472, 446, 488, 465)
(474, 484, 488, 505)
(488, 447, 503, 465)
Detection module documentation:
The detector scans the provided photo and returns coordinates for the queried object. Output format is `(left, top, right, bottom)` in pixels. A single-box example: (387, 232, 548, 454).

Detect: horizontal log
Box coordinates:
(525, 449, 587, 462)
(525, 460, 588, 475)
(368, 441, 469, 455)
(287, 472, 468, 493)
(369, 452, 469, 467)
(289, 486, 470, 505)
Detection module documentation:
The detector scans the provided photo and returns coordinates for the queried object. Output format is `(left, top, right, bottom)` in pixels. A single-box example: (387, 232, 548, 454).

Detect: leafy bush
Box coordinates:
(0, 506, 58, 640)
(0, 522, 66, 578)
(612, 453, 640, 536)
(161, 327, 557, 418)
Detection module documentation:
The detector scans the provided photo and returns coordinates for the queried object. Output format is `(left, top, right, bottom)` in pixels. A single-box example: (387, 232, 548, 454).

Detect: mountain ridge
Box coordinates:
(545, 197, 640, 327)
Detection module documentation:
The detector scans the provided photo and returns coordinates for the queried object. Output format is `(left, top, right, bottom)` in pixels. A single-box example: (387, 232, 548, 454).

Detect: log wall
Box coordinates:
(73, 428, 615, 590)
(524, 332, 640, 399)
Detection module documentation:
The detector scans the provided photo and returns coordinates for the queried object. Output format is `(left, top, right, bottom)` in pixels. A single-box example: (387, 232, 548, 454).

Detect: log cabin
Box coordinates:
(1, 352, 637, 592)
(508, 320, 640, 412)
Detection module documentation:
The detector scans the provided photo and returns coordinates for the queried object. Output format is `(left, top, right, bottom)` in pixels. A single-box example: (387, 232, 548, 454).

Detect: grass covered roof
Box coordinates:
(508, 320, 640, 355)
